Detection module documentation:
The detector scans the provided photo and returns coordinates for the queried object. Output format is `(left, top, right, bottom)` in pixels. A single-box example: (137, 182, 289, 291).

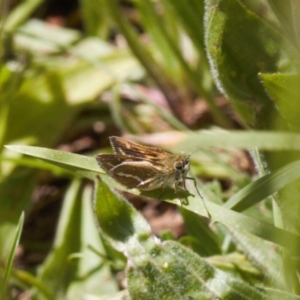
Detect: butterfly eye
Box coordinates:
(175, 161, 183, 170)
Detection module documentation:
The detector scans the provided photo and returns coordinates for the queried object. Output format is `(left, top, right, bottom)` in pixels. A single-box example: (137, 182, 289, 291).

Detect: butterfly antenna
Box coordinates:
(188, 147, 202, 156)
(186, 176, 211, 218)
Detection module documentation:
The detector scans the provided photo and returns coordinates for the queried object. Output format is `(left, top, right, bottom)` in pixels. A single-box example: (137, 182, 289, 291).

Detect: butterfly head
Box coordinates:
(174, 155, 190, 181)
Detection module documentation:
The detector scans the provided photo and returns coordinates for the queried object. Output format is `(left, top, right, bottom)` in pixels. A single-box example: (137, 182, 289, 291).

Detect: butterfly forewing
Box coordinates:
(109, 136, 172, 160)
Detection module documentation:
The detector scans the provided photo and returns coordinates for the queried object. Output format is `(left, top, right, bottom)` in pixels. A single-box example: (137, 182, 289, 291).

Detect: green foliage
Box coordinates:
(204, 0, 300, 261)
(6, 130, 300, 298)
(2, 0, 300, 299)
(205, 0, 282, 128)
(37, 180, 117, 299)
(94, 179, 295, 300)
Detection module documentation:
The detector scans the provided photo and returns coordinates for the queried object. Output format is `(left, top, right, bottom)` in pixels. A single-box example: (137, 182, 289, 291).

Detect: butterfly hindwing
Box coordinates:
(96, 153, 168, 190)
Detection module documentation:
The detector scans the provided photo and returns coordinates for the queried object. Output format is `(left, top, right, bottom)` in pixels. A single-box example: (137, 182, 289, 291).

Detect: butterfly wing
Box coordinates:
(109, 136, 172, 160)
(96, 154, 170, 190)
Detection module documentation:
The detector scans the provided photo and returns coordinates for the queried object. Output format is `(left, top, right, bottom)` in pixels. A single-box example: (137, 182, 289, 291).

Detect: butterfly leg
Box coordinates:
(174, 181, 188, 206)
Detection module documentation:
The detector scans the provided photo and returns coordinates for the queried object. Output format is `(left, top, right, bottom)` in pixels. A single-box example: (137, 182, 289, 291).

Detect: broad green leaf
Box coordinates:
(260, 73, 300, 128)
(127, 240, 286, 300)
(94, 178, 151, 247)
(225, 227, 285, 289)
(94, 180, 299, 299)
(205, 0, 282, 127)
(180, 209, 221, 256)
(95, 180, 210, 299)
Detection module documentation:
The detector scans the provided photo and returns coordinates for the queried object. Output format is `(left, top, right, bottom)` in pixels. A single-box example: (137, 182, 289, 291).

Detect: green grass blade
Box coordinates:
(12, 269, 54, 300)
(225, 159, 300, 211)
(37, 180, 117, 298)
(5, 145, 99, 180)
(1, 0, 42, 31)
(173, 130, 300, 151)
(170, 180, 300, 255)
(0, 212, 24, 298)
(6, 144, 300, 253)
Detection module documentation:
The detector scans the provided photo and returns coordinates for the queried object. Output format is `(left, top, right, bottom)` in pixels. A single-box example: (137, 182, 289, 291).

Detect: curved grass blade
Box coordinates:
(225, 159, 300, 211)
(7, 144, 300, 253)
(12, 269, 54, 300)
(174, 187, 300, 255)
(5, 145, 99, 180)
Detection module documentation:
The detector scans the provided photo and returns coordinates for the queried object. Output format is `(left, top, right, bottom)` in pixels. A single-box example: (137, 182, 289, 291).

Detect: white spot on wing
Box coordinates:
(116, 172, 143, 184)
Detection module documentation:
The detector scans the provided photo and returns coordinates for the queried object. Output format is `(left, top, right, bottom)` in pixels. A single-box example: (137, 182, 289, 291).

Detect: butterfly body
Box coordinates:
(96, 136, 190, 192)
